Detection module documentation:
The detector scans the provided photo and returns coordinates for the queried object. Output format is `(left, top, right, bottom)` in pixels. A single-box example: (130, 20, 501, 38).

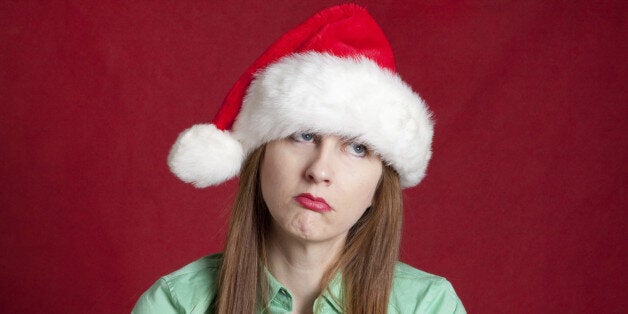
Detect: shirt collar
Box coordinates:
(264, 268, 343, 313)
(319, 271, 343, 312)
(265, 268, 293, 311)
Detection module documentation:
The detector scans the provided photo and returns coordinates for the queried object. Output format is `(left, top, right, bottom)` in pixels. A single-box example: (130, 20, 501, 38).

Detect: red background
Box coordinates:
(1, 1, 626, 313)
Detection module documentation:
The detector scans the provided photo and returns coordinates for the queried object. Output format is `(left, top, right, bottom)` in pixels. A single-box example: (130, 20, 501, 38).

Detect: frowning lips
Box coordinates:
(294, 193, 332, 212)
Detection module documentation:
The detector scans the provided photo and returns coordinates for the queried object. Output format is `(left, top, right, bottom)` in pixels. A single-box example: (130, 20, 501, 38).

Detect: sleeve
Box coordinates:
(132, 278, 181, 314)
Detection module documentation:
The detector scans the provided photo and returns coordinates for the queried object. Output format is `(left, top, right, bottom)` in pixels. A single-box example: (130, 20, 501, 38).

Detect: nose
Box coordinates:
(304, 138, 336, 185)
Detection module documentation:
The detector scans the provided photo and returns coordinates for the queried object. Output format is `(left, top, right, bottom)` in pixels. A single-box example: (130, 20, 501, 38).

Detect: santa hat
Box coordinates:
(168, 4, 433, 188)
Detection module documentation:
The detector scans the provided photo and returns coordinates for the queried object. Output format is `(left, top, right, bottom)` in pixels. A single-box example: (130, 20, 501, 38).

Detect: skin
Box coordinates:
(260, 133, 383, 313)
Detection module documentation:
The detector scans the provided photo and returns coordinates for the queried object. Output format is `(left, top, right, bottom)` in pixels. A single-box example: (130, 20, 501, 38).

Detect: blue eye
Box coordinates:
(291, 132, 316, 143)
(347, 142, 368, 157)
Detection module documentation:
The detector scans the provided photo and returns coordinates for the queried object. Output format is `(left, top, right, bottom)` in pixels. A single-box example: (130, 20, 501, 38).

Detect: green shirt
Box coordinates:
(133, 254, 465, 313)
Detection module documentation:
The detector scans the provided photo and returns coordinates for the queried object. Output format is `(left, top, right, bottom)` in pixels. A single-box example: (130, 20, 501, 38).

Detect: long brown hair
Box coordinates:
(215, 145, 403, 313)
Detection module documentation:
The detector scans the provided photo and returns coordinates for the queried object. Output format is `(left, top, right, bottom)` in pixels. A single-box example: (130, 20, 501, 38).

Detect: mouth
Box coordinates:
(294, 193, 332, 212)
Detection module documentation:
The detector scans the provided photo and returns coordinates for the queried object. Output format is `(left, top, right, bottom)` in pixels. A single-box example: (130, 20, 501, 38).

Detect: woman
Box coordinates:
(134, 4, 465, 314)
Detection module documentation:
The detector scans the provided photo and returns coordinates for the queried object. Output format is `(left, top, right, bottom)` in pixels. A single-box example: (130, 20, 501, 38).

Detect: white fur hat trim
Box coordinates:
(232, 52, 434, 188)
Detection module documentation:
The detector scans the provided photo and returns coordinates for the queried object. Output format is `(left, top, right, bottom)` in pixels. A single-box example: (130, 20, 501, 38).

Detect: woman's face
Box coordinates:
(260, 133, 383, 244)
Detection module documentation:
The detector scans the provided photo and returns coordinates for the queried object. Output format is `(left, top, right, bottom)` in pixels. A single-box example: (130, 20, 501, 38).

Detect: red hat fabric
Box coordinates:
(213, 4, 396, 131)
(168, 4, 433, 188)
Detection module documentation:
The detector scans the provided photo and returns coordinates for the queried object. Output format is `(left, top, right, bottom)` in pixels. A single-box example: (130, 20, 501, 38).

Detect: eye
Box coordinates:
(290, 132, 317, 143)
(346, 142, 368, 157)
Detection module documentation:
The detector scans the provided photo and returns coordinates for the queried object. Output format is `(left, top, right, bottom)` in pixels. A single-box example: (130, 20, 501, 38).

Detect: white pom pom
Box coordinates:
(167, 124, 244, 188)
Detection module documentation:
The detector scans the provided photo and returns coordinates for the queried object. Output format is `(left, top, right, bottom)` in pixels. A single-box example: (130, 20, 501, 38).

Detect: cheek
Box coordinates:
(260, 156, 283, 208)
(342, 162, 383, 212)
(260, 145, 301, 209)
(355, 180, 379, 209)
(360, 162, 383, 197)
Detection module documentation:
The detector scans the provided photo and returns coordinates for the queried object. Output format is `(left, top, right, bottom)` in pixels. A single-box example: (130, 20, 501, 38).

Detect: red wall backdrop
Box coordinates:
(1, 1, 626, 313)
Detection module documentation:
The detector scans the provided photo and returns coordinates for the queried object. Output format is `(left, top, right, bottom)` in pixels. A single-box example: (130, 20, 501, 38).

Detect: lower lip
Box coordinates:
(295, 195, 332, 212)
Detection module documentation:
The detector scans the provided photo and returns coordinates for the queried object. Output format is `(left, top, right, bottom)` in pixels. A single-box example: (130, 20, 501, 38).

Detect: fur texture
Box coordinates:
(168, 52, 433, 188)
(234, 52, 433, 187)
(168, 124, 244, 188)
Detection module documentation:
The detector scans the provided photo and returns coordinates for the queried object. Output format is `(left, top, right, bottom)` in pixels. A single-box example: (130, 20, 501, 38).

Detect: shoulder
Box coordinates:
(132, 253, 222, 314)
(163, 253, 222, 284)
(389, 262, 466, 314)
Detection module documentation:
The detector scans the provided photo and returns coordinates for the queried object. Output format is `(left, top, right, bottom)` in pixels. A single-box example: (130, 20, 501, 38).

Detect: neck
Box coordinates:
(267, 231, 345, 313)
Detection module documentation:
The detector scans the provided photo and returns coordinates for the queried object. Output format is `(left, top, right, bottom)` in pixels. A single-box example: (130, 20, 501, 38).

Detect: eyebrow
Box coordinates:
(339, 135, 364, 144)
